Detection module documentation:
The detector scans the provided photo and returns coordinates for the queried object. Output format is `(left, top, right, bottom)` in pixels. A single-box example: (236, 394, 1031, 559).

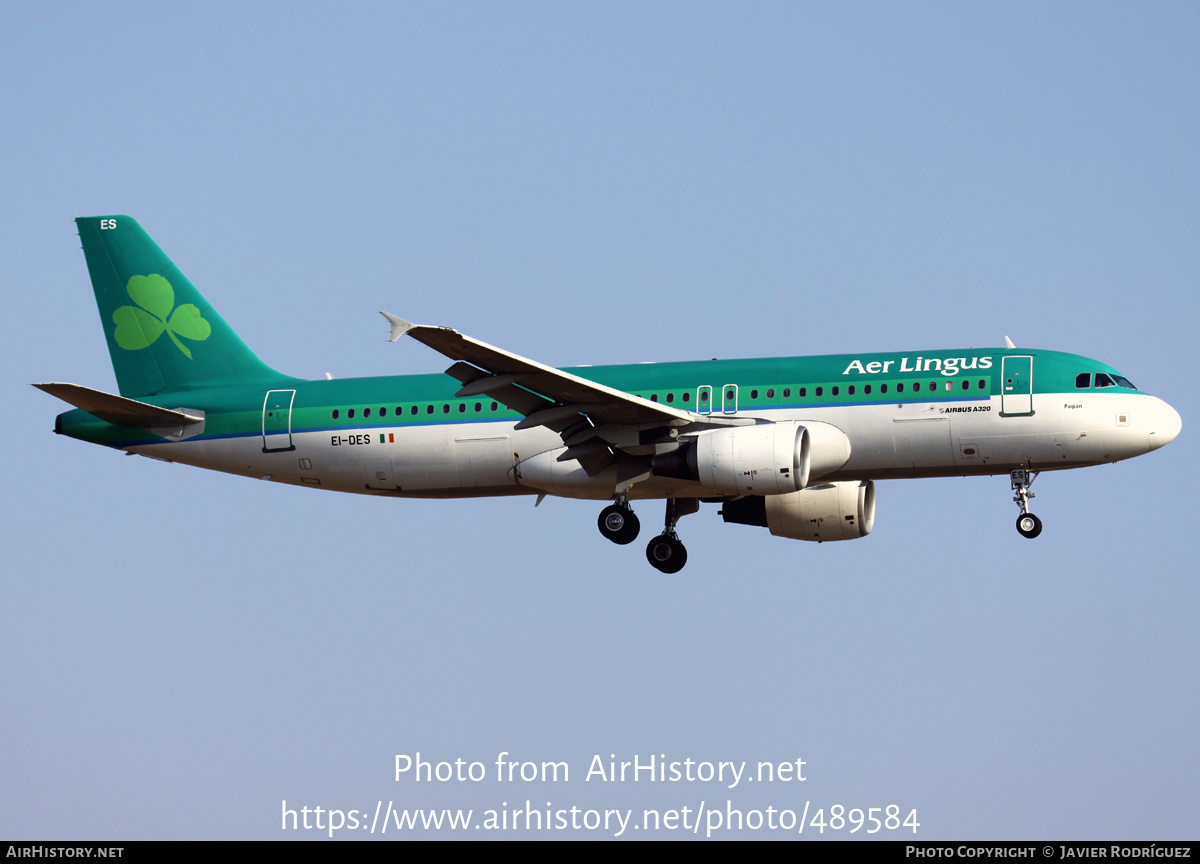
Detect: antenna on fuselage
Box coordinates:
(1004, 335, 1016, 348)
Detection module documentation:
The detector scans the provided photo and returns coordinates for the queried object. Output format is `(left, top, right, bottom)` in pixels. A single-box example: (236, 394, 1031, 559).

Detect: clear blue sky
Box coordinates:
(2, 1, 1196, 839)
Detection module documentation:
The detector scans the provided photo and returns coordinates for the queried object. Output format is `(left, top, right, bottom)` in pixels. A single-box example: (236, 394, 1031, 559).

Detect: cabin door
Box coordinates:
(262, 389, 296, 452)
(1000, 356, 1034, 416)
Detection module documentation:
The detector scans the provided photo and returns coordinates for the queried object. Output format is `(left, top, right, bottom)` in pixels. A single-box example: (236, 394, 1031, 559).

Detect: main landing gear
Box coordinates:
(1011, 469, 1043, 539)
(596, 497, 699, 573)
(646, 534, 686, 573)
(597, 499, 640, 545)
(644, 498, 698, 574)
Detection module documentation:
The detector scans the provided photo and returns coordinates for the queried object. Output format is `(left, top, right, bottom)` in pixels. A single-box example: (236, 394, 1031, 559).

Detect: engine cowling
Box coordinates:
(652, 420, 852, 496)
(688, 421, 811, 496)
(720, 480, 876, 541)
(801, 420, 853, 481)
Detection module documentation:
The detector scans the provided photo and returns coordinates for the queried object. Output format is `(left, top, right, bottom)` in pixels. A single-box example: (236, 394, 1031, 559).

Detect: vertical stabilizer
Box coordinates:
(76, 215, 295, 397)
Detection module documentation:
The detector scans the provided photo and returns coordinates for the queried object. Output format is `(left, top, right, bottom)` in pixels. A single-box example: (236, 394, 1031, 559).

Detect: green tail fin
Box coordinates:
(76, 215, 295, 397)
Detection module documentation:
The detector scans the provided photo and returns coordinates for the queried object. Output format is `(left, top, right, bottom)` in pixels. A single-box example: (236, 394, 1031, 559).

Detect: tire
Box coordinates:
(1016, 513, 1043, 539)
(645, 535, 688, 573)
(598, 504, 640, 545)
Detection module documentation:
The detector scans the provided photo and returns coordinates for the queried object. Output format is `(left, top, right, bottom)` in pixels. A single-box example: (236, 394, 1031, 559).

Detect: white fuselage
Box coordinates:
(126, 389, 1180, 501)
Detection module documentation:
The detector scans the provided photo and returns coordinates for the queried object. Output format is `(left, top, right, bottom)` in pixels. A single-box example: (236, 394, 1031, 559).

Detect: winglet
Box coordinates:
(1004, 335, 1016, 349)
(380, 311, 415, 342)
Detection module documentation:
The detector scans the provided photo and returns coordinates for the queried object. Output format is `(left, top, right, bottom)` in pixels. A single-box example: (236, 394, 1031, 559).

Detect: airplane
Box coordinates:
(38, 216, 1182, 572)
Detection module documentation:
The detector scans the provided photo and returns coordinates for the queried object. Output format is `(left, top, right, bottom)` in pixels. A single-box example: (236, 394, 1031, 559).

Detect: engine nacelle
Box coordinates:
(652, 420, 852, 496)
(720, 480, 876, 542)
(801, 420, 852, 481)
(688, 421, 811, 496)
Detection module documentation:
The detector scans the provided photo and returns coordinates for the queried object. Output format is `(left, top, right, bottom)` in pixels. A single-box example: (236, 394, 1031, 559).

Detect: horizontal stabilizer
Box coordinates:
(34, 382, 202, 430)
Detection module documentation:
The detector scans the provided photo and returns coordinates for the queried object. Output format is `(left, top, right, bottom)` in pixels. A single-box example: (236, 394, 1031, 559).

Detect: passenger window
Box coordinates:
(815, 387, 823, 397)
(978, 379, 986, 389)
(750, 389, 759, 399)
(364, 408, 371, 418)
(700, 392, 709, 403)
(1076, 373, 1091, 389)
(864, 384, 872, 395)
(411, 406, 418, 415)
(490, 402, 498, 411)
(442, 404, 450, 414)
(475, 402, 482, 412)
(458, 403, 466, 413)
(847, 385, 855, 395)
(348, 409, 355, 419)
(961, 380, 969, 390)
(650, 394, 658, 402)
(832, 386, 840, 396)
(1094, 373, 1115, 388)
(682, 392, 690, 402)
(379, 407, 387, 416)
(426, 405, 434, 415)
(897, 383, 904, 393)
(767, 388, 775, 398)
(331, 409, 339, 420)
(798, 387, 805, 397)
(666, 393, 674, 403)
(928, 382, 936, 392)
(880, 383, 888, 394)
(783, 388, 790, 397)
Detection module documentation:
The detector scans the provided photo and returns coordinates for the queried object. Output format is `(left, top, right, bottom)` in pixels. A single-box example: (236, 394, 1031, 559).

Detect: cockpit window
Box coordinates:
(1113, 375, 1137, 390)
(1075, 373, 1091, 389)
(1094, 373, 1115, 388)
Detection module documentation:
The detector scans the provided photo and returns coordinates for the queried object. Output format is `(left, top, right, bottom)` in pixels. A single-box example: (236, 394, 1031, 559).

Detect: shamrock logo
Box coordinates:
(112, 274, 211, 359)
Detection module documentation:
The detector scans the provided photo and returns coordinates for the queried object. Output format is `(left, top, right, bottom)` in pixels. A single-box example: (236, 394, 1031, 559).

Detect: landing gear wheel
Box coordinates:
(645, 534, 688, 573)
(1010, 470, 1042, 539)
(1016, 513, 1043, 539)
(598, 504, 640, 545)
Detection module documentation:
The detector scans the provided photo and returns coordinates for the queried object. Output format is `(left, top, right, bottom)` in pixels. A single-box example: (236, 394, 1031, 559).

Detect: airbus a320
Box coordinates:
(38, 216, 1182, 572)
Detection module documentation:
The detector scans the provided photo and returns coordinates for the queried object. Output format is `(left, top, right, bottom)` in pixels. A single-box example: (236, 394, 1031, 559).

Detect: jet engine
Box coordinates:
(651, 420, 851, 496)
(720, 479, 876, 542)
(651, 421, 809, 495)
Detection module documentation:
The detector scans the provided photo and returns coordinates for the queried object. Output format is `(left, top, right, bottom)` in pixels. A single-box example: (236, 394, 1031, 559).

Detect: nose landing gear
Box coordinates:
(1011, 470, 1042, 538)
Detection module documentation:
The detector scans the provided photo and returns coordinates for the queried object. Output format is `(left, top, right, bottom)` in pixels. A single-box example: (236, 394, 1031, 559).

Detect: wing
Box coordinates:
(381, 312, 735, 474)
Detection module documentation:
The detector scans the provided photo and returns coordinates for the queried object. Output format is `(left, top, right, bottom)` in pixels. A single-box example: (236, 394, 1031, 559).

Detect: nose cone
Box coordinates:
(1148, 397, 1182, 451)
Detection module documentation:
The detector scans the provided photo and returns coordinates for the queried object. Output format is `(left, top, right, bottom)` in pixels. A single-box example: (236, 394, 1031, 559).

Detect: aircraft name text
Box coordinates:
(842, 356, 994, 377)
